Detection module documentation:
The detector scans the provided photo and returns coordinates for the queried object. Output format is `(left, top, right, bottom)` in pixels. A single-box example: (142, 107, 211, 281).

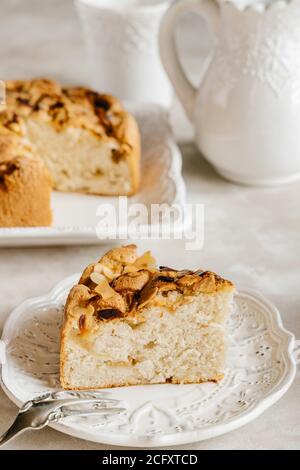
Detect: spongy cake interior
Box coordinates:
(61, 290, 232, 389)
(26, 118, 132, 195)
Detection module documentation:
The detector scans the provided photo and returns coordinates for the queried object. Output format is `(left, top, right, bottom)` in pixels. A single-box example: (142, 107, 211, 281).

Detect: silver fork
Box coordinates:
(0, 390, 125, 447)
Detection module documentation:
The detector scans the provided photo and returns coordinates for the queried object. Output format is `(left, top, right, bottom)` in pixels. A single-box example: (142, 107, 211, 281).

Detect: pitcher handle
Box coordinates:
(159, 0, 220, 121)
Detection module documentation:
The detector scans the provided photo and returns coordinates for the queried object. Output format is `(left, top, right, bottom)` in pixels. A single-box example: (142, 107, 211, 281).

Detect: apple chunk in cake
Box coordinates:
(60, 245, 235, 389)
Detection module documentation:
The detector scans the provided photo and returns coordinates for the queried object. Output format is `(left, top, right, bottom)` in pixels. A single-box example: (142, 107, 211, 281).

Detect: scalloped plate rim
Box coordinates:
(0, 275, 297, 448)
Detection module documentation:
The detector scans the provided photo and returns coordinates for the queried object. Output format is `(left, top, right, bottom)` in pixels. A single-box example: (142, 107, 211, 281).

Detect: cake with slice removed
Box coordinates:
(2, 79, 140, 197)
(0, 154, 52, 227)
(60, 245, 235, 389)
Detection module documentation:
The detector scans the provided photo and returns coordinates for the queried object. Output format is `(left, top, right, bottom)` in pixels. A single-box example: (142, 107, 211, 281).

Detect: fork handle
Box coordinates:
(0, 413, 46, 447)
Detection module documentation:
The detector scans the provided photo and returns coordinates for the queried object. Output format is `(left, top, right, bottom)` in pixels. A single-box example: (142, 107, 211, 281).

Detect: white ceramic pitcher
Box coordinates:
(160, 0, 300, 185)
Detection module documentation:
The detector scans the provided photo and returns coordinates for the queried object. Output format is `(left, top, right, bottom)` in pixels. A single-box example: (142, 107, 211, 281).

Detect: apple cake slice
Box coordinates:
(60, 245, 235, 389)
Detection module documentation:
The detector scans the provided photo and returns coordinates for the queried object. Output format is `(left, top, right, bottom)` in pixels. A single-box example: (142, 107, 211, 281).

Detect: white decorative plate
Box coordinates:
(0, 274, 299, 448)
(0, 104, 186, 247)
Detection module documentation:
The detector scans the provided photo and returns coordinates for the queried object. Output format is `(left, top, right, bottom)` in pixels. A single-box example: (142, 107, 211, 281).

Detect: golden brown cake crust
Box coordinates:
(0, 155, 52, 227)
(63, 245, 235, 333)
(1, 79, 141, 195)
(60, 376, 224, 391)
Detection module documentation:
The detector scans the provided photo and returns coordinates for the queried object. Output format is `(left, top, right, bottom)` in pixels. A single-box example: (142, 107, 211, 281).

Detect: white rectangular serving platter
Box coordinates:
(0, 104, 186, 247)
